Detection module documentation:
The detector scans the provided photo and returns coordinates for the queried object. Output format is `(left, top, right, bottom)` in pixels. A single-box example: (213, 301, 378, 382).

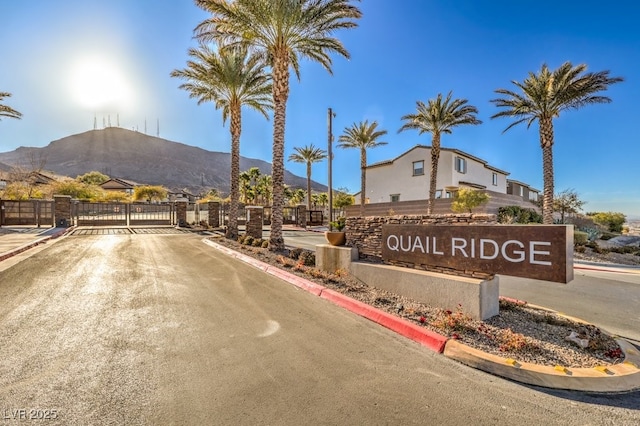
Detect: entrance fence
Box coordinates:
(0, 199, 54, 227)
(73, 202, 174, 226)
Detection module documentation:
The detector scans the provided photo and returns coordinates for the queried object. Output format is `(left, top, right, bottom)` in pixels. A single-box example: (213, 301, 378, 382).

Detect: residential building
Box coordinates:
(507, 179, 540, 203)
(355, 145, 509, 204)
(100, 178, 137, 195)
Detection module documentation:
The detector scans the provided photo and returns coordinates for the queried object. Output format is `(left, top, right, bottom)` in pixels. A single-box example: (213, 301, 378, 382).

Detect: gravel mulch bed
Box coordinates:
(210, 235, 626, 369)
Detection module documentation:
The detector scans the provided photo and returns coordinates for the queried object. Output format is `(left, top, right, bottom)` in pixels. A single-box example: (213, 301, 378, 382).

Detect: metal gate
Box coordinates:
(0, 199, 54, 227)
(73, 202, 174, 226)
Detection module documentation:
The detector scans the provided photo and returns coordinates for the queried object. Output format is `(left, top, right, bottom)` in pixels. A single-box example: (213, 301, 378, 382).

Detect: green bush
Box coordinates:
(573, 230, 588, 246)
(497, 206, 543, 224)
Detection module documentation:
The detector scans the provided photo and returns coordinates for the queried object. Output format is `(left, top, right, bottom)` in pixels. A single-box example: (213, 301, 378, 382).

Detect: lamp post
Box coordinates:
(327, 107, 335, 230)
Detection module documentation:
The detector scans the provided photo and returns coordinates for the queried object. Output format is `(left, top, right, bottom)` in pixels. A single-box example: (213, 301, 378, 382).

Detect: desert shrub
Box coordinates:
(586, 241, 609, 254)
(298, 251, 316, 267)
(237, 235, 245, 243)
(243, 235, 254, 246)
(575, 245, 586, 253)
(497, 206, 542, 224)
(289, 247, 303, 260)
(588, 211, 626, 233)
(252, 238, 263, 247)
(499, 298, 527, 311)
(573, 230, 588, 246)
(261, 240, 269, 249)
(609, 246, 639, 255)
(599, 231, 617, 240)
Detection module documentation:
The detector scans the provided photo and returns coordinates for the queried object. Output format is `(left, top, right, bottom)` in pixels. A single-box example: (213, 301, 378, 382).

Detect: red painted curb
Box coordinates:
(265, 266, 325, 296)
(319, 288, 448, 353)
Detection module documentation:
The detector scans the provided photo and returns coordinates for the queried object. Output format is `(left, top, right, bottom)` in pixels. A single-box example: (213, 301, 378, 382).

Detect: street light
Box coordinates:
(327, 107, 336, 230)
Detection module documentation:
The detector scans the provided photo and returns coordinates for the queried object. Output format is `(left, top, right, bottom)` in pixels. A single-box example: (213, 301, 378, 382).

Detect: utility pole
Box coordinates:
(327, 107, 335, 230)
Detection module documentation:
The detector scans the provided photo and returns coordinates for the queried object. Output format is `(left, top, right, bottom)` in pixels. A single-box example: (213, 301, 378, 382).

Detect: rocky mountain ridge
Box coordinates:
(0, 127, 326, 194)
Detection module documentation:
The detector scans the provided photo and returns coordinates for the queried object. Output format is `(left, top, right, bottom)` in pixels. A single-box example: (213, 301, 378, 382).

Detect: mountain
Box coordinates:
(0, 128, 326, 194)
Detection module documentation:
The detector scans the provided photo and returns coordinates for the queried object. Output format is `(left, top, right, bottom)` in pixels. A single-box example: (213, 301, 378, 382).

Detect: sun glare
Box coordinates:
(69, 57, 131, 110)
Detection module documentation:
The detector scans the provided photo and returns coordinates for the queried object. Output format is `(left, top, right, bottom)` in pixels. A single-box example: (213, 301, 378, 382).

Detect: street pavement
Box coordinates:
(1, 232, 639, 424)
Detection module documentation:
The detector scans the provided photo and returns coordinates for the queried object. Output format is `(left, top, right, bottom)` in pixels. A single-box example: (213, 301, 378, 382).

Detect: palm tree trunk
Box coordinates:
(306, 162, 312, 210)
(428, 133, 441, 214)
(360, 148, 367, 217)
(226, 104, 241, 240)
(540, 117, 555, 224)
(269, 49, 290, 251)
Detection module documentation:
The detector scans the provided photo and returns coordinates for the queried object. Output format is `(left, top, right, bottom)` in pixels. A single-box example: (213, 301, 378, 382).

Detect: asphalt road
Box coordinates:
(0, 233, 638, 425)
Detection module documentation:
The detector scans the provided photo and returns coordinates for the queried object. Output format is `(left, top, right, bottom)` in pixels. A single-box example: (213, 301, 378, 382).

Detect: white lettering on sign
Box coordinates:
(385, 234, 553, 265)
(386, 235, 444, 254)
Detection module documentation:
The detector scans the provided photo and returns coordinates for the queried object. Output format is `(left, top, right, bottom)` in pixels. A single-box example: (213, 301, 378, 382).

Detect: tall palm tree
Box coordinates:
(491, 62, 623, 224)
(194, 0, 362, 251)
(398, 92, 481, 214)
(337, 120, 388, 216)
(171, 45, 272, 240)
(288, 144, 327, 209)
(0, 92, 22, 120)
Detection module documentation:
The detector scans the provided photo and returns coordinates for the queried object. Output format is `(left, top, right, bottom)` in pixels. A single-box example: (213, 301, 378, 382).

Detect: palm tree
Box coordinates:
(337, 120, 388, 216)
(257, 174, 272, 206)
(238, 170, 254, 204)
(288, 144, 327, 209)
(0, 92, 22, 120)
(171, 45, 272, 240)
(194, 0, 362, 251)
(398, 92, 481, 214)
(491, 62, 623, 224)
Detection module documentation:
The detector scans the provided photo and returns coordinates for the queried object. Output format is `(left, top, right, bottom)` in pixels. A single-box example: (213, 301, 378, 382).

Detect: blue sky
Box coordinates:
(2, 1, 639, 217)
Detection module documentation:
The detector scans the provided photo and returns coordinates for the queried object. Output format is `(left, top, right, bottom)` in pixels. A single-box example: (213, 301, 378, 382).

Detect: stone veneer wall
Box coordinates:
(345, 214, 498, 279)
(246, 206, 264, 239)
(175, 200, 188, 226)
(54, 195, 72, 227)
(208, 201, 220, 228)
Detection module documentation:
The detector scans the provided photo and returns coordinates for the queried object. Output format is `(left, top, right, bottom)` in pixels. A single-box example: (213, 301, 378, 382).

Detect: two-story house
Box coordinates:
(355, 145, 509, 204)
(507, 179, 540, 203)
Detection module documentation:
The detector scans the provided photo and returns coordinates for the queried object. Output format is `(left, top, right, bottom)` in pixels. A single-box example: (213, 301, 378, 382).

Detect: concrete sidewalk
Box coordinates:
(0, 226, 72, 262)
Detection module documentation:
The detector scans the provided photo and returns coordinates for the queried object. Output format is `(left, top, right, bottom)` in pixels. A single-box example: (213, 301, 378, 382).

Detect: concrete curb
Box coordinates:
(202, 237, 640, 392)
(444, 338, 640, 393)
(202, 237, 447, 352)
(0, 227, 74, 262)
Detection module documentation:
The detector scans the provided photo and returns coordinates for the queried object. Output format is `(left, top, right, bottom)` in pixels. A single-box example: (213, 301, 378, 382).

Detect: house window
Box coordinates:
(412, 160, 424, 176)
(492, 173, 498, 186)
(519, 186, 524, 197)
(435, 190, 443, 199)
(455, 157, 466, 174)
(390, 194, 400, 202)
(445, 191, 453, 199)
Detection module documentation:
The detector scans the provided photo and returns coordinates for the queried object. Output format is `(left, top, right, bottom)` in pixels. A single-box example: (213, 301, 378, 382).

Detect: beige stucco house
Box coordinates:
(355, 145, 510, 204)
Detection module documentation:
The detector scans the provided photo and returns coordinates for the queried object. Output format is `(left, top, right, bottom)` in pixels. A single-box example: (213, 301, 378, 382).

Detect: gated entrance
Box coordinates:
(0, 199, 54, 227)
(73, 202, 174, 226)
